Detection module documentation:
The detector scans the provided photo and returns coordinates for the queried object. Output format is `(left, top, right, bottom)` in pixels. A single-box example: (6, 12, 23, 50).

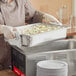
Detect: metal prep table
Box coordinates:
(9, 39, 76, 76)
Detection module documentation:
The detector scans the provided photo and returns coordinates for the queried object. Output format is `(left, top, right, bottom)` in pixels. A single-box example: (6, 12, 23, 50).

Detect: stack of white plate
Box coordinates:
(36, 60, 68, 76)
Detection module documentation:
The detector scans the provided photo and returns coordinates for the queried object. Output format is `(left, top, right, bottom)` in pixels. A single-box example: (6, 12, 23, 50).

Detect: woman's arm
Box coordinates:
(24, 0, 62, 25)
(32, 11, 62, 25)
(24, 0, 36, 24)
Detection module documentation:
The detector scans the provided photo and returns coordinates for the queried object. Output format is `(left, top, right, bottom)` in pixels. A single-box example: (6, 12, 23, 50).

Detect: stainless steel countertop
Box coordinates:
(7, 39, 76, 56)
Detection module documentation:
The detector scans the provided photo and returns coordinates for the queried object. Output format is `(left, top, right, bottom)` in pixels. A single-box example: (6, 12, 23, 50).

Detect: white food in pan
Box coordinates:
(22, 24, 61, 35)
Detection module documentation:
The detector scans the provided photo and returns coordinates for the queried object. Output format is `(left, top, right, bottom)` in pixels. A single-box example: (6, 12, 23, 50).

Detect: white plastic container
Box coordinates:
(1, 23, 69, 47)
(17, 23, 68, 47)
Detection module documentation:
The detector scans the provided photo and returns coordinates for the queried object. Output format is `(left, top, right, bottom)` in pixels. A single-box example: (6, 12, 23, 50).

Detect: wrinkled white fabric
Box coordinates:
(0, 0, 35, 26)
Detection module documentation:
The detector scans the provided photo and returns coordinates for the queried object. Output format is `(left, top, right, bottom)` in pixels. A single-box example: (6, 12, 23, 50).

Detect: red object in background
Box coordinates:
(67, 32, 76, 37)
(13, 66, 25, 76)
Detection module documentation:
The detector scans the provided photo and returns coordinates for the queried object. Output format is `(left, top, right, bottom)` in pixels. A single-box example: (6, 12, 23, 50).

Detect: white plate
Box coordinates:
(37, 60, 68, 70)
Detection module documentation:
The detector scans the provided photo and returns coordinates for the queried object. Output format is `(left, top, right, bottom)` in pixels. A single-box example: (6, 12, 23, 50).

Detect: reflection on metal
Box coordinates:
(72, 0, 76, 33)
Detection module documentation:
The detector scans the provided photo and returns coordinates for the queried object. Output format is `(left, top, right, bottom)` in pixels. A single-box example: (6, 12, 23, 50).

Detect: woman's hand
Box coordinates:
(5, 27, 17, 39)
(0, 25, 16, 39)
(42, 13, 62, 25)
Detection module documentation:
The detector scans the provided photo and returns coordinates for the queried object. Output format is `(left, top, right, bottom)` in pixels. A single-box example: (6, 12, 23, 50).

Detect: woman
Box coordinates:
(0, 0, 62, 70)
(0, 0, 62, 25)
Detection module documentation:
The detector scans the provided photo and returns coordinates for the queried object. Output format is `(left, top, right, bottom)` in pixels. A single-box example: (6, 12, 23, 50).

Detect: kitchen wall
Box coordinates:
(30, 0, 72, 24)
